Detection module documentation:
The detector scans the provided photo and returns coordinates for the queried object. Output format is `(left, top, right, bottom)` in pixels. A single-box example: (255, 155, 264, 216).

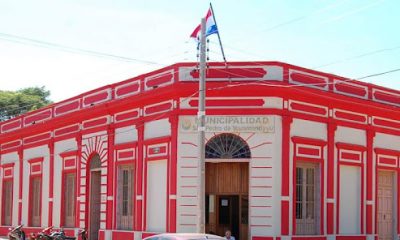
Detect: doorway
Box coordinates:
(89, 154, 102, 240)
(205, 162, 249, 240)
(377, 171, 396, 240)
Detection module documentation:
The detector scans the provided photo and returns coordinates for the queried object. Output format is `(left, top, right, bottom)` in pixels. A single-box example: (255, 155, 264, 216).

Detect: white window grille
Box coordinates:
(205, 133, 251, 159)
(295, 163, 320, 235)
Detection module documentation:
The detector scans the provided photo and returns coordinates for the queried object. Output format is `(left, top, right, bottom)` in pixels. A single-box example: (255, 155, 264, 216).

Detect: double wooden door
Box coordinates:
(206, 162, 248, 240)
(377, 171, 395, 240)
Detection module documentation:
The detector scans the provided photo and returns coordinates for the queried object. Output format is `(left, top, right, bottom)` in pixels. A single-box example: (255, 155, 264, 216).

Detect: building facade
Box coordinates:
(1, 62, 400, 240)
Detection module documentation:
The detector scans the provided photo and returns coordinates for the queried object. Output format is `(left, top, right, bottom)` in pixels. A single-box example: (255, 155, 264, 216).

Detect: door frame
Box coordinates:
(88, 168, 101, 240)
(294, 161, 321, 235)
(376, 169, 397, 240)
(205, 160, 250, 240)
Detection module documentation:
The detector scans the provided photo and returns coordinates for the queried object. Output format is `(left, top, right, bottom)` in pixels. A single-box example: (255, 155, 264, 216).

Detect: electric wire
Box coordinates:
(1, 64, 400, 117)
(0, 32, 163, 65)
(1, 87, 201, 161)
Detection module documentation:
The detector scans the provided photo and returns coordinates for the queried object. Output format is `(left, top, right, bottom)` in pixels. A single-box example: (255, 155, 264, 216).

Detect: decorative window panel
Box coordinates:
(117, 166, 134, 230)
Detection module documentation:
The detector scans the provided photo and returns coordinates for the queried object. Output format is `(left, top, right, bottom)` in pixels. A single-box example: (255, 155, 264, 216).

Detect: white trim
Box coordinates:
(289, 100, 329, 118)
(205, 158, 250, 163)
(115, 80, 141, 98)
(333, 79, 368, 99)
(281, 196, 290, 201)
(82, 88, 112, 108)
(289, 69, 329, 91)
(372, 88, 400, 107)
(54, 99, 81, 116)
(169, 195, 177, 199)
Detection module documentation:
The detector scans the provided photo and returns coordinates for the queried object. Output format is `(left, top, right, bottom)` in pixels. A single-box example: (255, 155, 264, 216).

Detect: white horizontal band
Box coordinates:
(281, 196, 290, 201)
(170, 195, 177, 199)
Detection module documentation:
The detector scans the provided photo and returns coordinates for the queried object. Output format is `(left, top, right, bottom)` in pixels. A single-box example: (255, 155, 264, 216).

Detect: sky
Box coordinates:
(0, 0, 399, 102)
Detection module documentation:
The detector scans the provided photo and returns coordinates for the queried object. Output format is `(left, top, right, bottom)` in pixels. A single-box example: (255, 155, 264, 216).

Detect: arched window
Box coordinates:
(90, 154, 101, 169)
(205, 133, 251, 159)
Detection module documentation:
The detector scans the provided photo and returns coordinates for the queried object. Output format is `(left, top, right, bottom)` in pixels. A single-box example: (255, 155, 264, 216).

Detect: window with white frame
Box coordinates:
(295, 163, 320, 235)
(2, 180, 13, 225)
(63, 173, 76, 227)
(117, 166, 134, 230)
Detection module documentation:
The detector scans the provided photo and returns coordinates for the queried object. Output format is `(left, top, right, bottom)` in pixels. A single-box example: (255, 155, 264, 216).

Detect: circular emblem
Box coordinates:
(181, 118, 192, 130)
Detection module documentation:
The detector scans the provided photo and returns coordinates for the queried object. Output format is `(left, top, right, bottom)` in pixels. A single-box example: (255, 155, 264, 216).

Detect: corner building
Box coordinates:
(1, 62, 400, 240)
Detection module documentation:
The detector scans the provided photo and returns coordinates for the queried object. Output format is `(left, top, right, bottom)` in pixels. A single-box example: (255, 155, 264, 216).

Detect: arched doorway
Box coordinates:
(205, 133, 250, 240)
(88, 154, 101, 240)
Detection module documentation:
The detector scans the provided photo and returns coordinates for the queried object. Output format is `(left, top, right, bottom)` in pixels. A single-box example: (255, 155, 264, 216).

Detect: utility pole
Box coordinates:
(197, 17, 206, 234)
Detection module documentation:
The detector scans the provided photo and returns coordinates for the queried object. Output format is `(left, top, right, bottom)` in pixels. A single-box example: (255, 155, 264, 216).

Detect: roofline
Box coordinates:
(1, 61, 399, 133)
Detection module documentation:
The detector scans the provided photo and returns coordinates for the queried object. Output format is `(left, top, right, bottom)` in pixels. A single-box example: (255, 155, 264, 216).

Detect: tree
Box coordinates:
(0, 86, 52, 122)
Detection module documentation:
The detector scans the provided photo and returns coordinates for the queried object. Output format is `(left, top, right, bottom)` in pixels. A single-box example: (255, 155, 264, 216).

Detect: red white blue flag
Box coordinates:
(190, 8, 218, 39)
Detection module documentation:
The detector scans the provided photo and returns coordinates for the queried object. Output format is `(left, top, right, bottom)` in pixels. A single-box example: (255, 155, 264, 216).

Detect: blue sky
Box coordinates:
(0, 0, 399, 102)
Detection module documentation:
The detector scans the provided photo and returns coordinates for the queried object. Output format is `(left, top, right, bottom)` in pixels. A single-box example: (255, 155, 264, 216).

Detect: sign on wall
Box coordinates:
(179, 116, 275, 133)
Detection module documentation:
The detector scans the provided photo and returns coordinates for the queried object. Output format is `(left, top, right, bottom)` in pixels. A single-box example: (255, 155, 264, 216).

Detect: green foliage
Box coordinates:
(0, 86, 52, 122)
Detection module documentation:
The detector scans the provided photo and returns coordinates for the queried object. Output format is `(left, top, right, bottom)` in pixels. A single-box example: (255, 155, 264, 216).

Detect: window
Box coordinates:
(205, 133, 251, 159)
(295, 164, 319, 235)
(30, 177, 41, 227)
(117, 166, 134, 230)
(146, 160, 167, 232)
(339, 165, 361, 234)
(63, 173, 76, 227)
(2, 180, 13, 225)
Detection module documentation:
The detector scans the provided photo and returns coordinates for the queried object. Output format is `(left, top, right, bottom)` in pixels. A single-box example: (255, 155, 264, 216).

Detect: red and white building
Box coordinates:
(1, 61, 400, 240)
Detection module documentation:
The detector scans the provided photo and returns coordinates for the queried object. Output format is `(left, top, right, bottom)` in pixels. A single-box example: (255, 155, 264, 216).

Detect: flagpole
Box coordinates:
(197, 17, 207, 234)
(209, 2, 227, 64)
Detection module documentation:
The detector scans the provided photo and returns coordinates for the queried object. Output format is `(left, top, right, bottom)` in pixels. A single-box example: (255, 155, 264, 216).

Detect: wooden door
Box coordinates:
(206, 162, 248, 240)
(64, 173, 76, 227)
(206, 162, 248, 195)
(31, 177, 41, 227)
(378, 171, 395, 240)
(89, 171, 101, 240)
(3, 181, 13, 225)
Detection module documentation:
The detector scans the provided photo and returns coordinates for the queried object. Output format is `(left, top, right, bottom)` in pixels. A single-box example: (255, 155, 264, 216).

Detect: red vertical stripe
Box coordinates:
(48, 141, 54, 226)
(327, 124, 337, 234)
(75, 134, 82, 228)
(169, 116, 178, 232)
(398, 169, 400, 235)
(366, 130, 375, 234)
(106, 128, 114, 229)
(320, 159, 325, 235)
(281, 115, 292, 235)
(135, 124, 144, 231)
(281, 201, 290, 235)
(18, 150, 23, 224)
(327, 203, 334, 234)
